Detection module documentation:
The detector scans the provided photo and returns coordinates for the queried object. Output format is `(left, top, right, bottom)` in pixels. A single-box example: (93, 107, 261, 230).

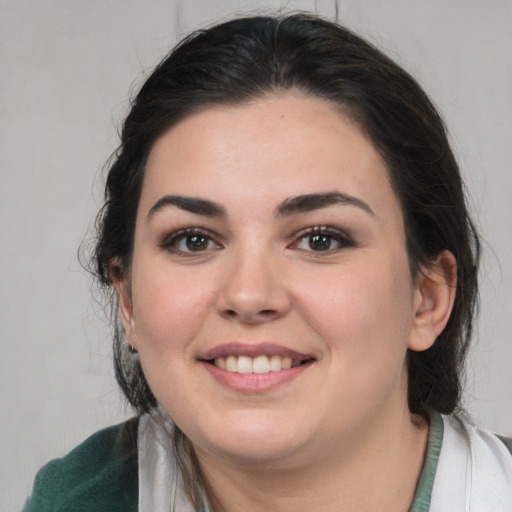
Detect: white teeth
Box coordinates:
(253, 355, 270, 374)
(282, 356, 292, 370)
(213, 354, 303, 373)
(269, 355, 282, 372)
(237, 356, 253, 373)
(225, 355, 238, 372)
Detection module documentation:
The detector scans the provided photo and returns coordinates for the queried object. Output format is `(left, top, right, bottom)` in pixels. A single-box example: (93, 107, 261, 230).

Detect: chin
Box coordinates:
(212, 424, 313, 467)
(209, 436, 305, 466)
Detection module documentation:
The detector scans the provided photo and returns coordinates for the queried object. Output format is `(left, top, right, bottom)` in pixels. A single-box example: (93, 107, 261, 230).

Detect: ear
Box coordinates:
(408, 250, 457, 352)
(110, 258, 137, 346)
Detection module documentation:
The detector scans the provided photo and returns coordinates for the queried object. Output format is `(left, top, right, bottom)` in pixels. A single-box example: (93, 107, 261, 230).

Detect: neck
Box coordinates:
(193, 404, 429, 512)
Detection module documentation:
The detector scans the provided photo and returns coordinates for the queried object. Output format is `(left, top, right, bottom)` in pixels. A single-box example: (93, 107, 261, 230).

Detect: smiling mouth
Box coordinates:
(206, 355, 314, 374)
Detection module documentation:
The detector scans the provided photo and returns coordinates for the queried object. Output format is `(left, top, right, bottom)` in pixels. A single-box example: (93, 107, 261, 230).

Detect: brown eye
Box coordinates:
(308, 234, 332, 251)
(291, 227, 354, 254)
(186, 235, 209, 251)
(160, 229, 222, 255)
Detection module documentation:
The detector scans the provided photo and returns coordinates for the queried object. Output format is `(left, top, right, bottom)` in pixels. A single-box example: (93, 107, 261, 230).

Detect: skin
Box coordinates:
(115, 93, 456, 511)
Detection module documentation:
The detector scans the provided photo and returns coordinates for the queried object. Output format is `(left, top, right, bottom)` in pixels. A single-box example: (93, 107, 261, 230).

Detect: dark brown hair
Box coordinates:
(93, 14, 479, 422)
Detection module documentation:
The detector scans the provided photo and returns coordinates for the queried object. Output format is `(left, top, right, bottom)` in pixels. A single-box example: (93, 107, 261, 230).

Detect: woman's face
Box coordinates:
(119, 93, 431, 466)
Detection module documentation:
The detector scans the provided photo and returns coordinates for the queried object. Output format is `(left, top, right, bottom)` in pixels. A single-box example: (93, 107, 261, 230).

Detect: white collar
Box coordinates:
(138, 411, 198, 512)
(430, 414, 512, 510)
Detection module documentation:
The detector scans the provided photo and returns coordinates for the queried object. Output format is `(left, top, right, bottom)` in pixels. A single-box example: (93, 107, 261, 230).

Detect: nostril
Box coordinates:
(222, 308, 278, 321)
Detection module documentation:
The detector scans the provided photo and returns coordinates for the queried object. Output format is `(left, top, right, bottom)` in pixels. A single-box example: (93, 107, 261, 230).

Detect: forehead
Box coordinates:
(141, 93, 399, 221)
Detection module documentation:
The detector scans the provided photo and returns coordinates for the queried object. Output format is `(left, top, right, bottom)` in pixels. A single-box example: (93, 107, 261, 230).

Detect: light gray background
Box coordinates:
(1, 1, 511, 510)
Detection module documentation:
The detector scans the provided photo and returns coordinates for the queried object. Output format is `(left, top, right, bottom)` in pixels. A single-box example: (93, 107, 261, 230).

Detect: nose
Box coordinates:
(217, 245, 292, 324)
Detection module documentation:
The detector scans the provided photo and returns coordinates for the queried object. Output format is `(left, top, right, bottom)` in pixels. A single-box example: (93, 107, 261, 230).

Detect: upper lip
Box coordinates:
(200, 342, 314, 361)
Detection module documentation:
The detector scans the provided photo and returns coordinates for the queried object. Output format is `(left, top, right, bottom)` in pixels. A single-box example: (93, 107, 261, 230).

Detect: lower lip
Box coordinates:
(201, 360, 313, 393)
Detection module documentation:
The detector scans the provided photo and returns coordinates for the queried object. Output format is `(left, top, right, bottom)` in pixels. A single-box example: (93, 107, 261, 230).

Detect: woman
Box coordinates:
(23, 13, 512, 512)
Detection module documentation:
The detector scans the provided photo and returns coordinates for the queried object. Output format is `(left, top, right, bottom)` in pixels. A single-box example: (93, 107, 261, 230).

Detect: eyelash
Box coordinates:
(159, 225, 355, 256)
(290, 226, 355, 254)
(159, 228, 222, 255)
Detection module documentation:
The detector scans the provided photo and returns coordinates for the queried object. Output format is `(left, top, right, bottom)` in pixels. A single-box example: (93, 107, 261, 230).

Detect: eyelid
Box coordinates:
(292, 225, 353, 240)
(159, 227, 223, 255)
(289, 225, 356, 252)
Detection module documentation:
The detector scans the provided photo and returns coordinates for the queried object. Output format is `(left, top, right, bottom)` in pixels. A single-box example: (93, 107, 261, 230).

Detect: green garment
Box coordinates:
(22, 417, 138, 512)
(22, 413, 511, 512)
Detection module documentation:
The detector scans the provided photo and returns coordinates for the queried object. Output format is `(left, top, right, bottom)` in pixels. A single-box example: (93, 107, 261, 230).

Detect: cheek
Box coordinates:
(130, 264, 216, 356)
(128, 268, 217, 412)
(294, 257, 414, 358)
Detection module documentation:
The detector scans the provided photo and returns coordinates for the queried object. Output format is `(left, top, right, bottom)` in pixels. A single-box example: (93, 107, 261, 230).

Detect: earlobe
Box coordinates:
(408, 250, 457, 352)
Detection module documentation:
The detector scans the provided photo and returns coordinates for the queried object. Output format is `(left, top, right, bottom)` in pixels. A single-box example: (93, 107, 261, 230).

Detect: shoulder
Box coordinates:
(496, 434, 512, 456)
(22, 417, 139, 512)
(442, 414, 512, 461)
(430, 414, 512, 509)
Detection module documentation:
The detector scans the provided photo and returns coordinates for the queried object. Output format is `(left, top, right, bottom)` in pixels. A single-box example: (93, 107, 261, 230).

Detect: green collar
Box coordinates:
(409, 411, 443, 512)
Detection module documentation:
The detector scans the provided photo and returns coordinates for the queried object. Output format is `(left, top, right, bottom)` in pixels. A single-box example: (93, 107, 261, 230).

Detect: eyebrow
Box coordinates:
(147, 191, 373, 220)
(147, 195, 226, 218)
(276, 192, 374, 217)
